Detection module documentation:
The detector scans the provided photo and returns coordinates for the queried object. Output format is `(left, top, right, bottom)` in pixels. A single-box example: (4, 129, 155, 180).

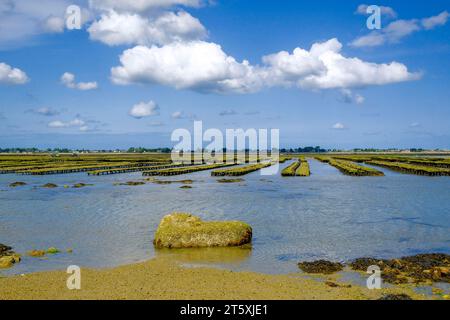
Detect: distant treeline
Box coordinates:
(281, 146, 327, 153)
(0, 147, 445, 154)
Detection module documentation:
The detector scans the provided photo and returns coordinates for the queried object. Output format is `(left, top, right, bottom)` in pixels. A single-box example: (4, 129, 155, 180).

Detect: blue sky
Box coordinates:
(0, 0, 449, 150)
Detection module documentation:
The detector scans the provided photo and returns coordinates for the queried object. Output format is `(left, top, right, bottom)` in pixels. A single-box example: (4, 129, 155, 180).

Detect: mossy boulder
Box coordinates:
(27, 249, 46, 257)
(73, 183, 93, 188)
(46, 247, 60, 254)
(122, 181, 145, 186)
(42, 183, 58, 188)
(0, 255, 21, 268)
(0, 244, 21, 269)
(154, 213, 252, 248)
(217, 178, 244, 183)
(9, 182, 27, 187)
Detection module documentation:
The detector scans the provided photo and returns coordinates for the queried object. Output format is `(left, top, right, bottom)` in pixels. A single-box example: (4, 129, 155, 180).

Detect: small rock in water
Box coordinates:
(27, 250, 46, 257)
(116, 181, 145, 186)
(0, 244, 21, 269)
(217, 178, 244, 183)
(9, 182, 27, 187)
(42, 183, 58, 188)
(180, 185, 192, 189)
(73, 183, 91, 188)
(46, 247, 60, 254)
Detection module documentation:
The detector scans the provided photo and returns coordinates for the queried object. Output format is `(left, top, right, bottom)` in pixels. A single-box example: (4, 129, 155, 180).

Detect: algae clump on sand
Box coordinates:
(154, 213, 252, 248)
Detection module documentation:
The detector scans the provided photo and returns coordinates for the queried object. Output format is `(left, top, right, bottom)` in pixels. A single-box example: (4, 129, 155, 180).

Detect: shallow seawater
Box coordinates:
(1, 159, 449, 276)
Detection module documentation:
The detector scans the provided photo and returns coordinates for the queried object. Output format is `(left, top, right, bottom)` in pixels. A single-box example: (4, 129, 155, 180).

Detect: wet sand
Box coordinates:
(0, 258, 425, 300)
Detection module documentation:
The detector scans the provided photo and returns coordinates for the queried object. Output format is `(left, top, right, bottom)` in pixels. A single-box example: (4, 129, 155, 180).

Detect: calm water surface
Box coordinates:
(1, 159, 449, 275)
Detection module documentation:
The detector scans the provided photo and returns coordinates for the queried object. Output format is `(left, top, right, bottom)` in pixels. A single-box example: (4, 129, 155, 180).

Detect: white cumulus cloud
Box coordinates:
(48, 118, 85, 129)
(61, 72, 98, 90)
(332, 122, 346, 130)
(0, 0, 78, 48)
(351, 11, 449, 47)
(111, 38, 418, 94)
(88, 10, 206, 46)
(0, 62, 29, 84)
(129, 100, 159, 118)
(111, 41, 265, 93)
(340, 89, 365, 105)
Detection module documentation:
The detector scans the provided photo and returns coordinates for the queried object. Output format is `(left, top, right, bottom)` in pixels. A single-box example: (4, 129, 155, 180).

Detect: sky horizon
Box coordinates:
(1, 0, 449, 150)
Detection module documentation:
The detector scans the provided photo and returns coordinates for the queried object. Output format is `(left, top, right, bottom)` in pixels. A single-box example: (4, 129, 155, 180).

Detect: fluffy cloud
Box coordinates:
(351, 11, 449, 47)
(332, 122, 346, 130)
(171, 110, 196, 119)
(340, 89, 365, 105)
(111, 41, 265, 93)
(42, 15, 65, 33)
(0, 62, 29, 84)
(129, 100, 159, 118)
(48, 118, 85, 129)
(111, 38, 419, 94)
(88, 0, 203, 13)
(27, 107, 60, 116)
(422, 11, 449, 30)
(0, 0, 73, 48)
(88, 10, 206, 46)
(61, 72, 98, 90)
(355, 4, 397, 18)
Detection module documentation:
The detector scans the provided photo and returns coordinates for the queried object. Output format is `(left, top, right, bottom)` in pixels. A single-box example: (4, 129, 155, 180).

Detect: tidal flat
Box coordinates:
(1, 155, 450, 299)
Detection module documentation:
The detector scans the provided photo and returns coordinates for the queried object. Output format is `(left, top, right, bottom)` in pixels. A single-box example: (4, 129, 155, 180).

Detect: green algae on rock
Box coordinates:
(118, 181, 146, 186)
(298, 260, 344, 274)
(73, 183, 93, 188)
(154, 213, 252, 248)
(41, 183, 58, 188)
(46, 247, 60, 254)
(216, 178, 245, 183)
(27, 249, 46, 257)
(9, 181, 27, 187)
(350, 253, 450, 284)
(0, 244, 21, 269)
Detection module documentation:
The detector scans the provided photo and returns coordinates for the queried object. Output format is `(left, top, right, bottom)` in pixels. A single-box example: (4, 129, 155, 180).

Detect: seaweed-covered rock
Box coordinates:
(46, 247, 60, 254)
(27, 249, 46, 257)
(0, 244, 13, 256)
(120, 181, 145, 186)
(73, 183, 92, 188)
(153, 213, 252, 248)
(350, 253, 450, 284)
(298, 260, 344, 274)
(217, 178, 244, 183)
(146, 178, 194, 185)
(9, 182, 27, 187)
(0, 256, 20, 268)
(42, 183, 58, 188)
(378, 294, 413, 300)
(0, 244, 21, 269)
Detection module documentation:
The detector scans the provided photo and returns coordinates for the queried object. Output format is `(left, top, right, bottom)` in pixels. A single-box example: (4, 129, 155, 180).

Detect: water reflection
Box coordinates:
(155, 245, 252, 265)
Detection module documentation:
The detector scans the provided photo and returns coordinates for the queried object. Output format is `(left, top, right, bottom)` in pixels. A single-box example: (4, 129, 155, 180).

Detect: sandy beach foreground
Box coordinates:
(0, 258, 425, 300)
